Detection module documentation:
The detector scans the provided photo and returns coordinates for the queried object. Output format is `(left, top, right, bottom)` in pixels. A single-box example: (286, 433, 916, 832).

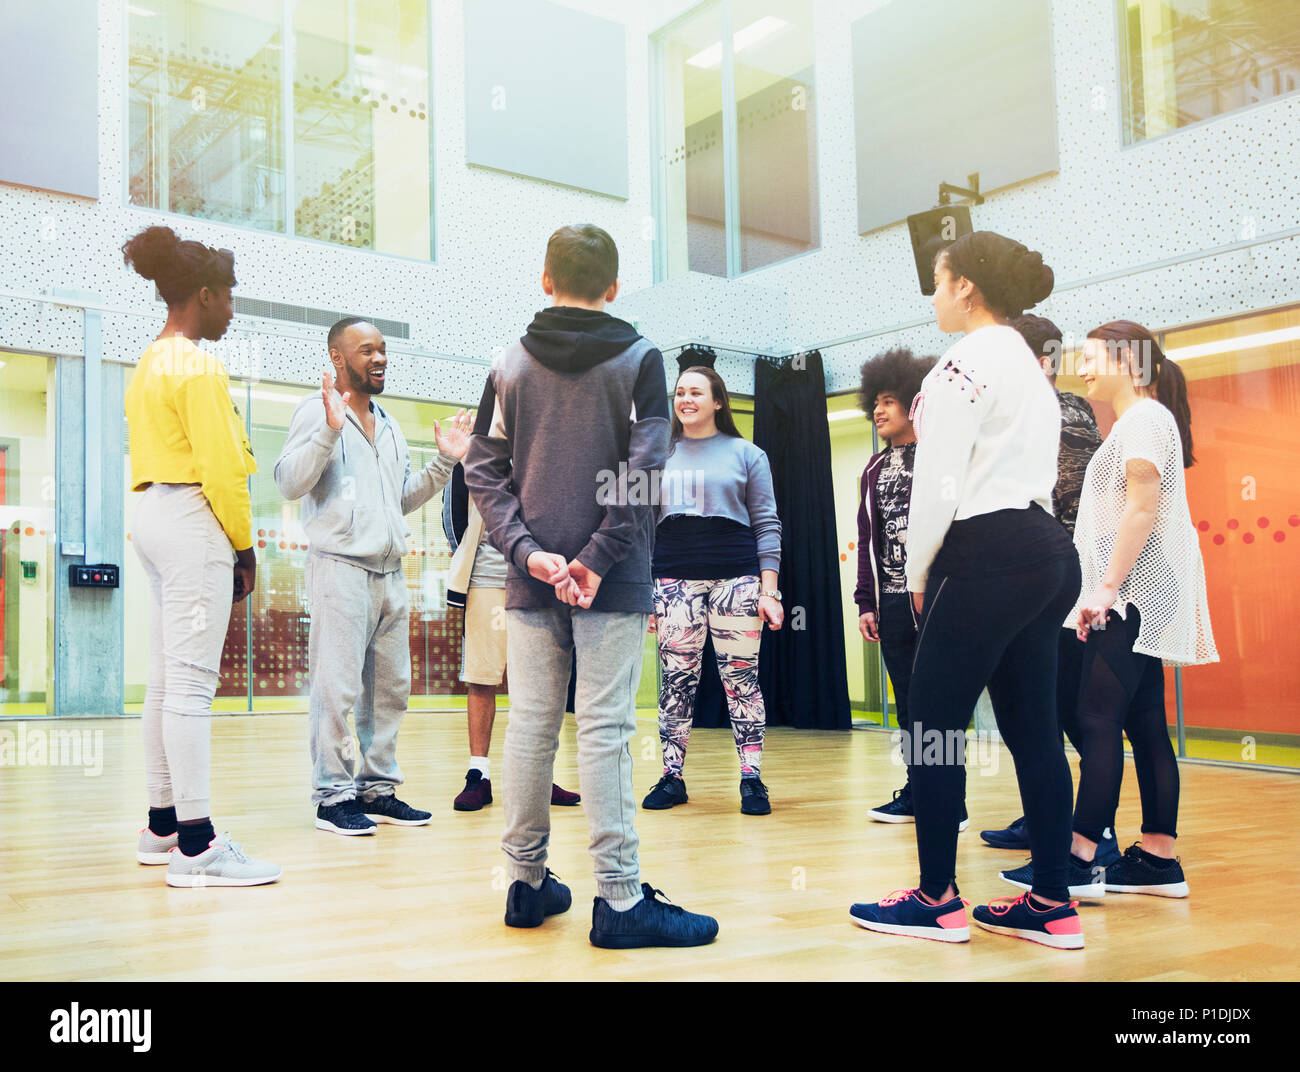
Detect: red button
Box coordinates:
(94, 573, 101, 581)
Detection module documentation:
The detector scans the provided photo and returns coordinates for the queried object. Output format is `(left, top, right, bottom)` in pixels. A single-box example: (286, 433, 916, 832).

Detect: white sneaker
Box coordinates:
(165, 833, 282, 888)
(137, 827, 178, 864)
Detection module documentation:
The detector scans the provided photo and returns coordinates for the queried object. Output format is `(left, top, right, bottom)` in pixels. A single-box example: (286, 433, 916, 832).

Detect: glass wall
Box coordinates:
(1163, 305, 1300, 767)
(1119, 0, 1300, 144)
(654, 0, 819, 279)
(128, 0, 432, 259)
(124, 374, 467, 713)
(0, 352, 56, 717)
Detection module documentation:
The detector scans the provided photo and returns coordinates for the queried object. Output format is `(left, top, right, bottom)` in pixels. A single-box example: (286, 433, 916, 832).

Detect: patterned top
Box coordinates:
(1068, 399, 1217, 666)
(874, 442, 916, 594)
(1054, 390, 1102, 535)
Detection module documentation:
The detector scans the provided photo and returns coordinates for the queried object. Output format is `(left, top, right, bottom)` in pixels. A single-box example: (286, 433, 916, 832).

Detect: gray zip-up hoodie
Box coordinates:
(463, 307, 670, 612)
(274, 395, 457, 574)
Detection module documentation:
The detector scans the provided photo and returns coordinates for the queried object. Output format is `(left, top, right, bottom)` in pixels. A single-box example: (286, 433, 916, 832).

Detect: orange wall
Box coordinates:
(1172, 365, 1300, 736)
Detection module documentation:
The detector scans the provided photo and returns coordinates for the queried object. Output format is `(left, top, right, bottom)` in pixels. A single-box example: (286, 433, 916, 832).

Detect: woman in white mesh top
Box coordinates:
(1060, 321, 1217, 898)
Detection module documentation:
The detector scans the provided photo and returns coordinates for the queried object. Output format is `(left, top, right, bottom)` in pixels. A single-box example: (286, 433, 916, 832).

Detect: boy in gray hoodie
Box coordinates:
(464, 224, 718, 946)
(275, 318, 470, 835)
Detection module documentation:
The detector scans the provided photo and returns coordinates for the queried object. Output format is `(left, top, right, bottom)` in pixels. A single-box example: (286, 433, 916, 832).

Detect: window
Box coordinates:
(1162, 306, 1300, 768)
(0, 352, 56, 717)
(1119, 0, 1300, 144)
(652, 0, 819, 279)
(128, 0, 433, 259)
(123, 378, 467, 714)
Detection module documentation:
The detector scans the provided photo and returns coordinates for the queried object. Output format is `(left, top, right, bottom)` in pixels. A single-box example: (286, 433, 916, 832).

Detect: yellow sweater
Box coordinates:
(125, 336, 257, 550)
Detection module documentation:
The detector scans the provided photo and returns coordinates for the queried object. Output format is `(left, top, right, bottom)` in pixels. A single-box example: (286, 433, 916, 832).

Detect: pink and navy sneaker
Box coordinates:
(972, 893, 1084, 950)
(849, 888, 970, 943)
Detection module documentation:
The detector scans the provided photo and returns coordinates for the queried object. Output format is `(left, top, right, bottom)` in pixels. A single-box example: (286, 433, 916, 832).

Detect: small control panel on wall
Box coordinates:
(69, 564, 119, 588)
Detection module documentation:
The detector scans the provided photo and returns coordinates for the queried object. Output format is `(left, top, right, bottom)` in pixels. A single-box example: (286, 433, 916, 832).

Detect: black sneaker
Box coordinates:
(362, 794, 432, 826)
(504, 869, 573, 928)
(589, 883, 719, 948)
(642, 774, 688, 810)
(981, 814, 1029, 850)
(315, 799, 377, 836)
(867, 785, 914, 823)
(999, 854, 1106, 898)
(740, 777, 771, 815)
(1103, 844, 1190, 898)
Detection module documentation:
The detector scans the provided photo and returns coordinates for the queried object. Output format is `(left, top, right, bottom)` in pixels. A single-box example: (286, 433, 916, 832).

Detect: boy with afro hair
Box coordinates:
(853, 348, 949, 825)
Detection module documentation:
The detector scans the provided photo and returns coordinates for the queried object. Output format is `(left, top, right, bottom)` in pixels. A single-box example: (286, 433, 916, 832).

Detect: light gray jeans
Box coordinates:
(133, 484, 234, 821)
(307, 554, 411, 806)
(502, 607, 647, 901)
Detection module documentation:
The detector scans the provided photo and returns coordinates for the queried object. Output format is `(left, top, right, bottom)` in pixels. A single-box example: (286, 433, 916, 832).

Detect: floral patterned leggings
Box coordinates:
(653, 575, 766, 778)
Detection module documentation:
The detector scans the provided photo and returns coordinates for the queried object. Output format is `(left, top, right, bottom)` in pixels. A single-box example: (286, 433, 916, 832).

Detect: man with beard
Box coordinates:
(276, 317, 471, 834)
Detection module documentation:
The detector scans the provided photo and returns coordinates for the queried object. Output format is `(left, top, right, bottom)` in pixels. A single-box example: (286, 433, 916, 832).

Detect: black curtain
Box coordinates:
(752, 350, 851, 729)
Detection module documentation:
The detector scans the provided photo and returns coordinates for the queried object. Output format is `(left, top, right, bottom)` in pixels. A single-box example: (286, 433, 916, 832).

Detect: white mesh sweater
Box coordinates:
(1068, 398, 1218, 666)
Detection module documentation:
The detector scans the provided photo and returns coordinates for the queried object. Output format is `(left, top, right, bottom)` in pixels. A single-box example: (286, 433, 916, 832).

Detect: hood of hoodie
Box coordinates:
(521, 307, 642, 372)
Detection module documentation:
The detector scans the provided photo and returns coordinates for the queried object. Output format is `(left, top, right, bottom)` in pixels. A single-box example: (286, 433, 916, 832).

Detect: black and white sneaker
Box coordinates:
(867, 785, 914, 823)
(1000, 854, 1106, 898)
(1103, 844, 1190, 898)
(315, 799, 377, 836)
(739, 777, 771, 815)
(362, 794, 432, 826)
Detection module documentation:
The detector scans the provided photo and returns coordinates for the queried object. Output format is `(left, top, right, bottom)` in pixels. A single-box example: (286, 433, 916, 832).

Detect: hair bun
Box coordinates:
(1007, 247, 1054, 310)
(121, 225, 181, 282)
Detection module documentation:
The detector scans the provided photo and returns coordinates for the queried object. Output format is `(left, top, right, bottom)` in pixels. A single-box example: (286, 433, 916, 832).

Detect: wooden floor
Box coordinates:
(1, 711, 1297, 982)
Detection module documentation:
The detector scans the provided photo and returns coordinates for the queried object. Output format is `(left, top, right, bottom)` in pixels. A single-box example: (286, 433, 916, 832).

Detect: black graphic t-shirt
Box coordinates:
(874, 442, 916, 594)
(1055, 390, 1102, 535)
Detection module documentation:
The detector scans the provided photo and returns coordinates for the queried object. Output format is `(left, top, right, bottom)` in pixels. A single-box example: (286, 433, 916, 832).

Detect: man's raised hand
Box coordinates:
(433, 408, 473, 459)
(322, 370, 351, 431)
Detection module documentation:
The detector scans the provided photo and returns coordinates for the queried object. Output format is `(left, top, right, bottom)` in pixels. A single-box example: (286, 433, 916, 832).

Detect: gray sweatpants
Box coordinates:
(307, 554, 411, 806)
(133, 484, 234, 821)
(502, 607, 647, 902)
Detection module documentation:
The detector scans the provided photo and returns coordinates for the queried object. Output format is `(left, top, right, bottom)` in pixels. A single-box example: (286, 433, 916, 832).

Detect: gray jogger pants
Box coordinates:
(308, 554, 411, 806)
(502, 607, 647, 902)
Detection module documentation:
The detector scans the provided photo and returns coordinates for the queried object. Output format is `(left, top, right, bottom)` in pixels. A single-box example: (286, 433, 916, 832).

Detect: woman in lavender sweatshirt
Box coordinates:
(642, 366, 783, 816)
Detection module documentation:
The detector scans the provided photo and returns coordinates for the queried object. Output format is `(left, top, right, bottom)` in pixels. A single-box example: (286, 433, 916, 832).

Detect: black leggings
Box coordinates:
(908, 506, 1081, 904)
(1072, 606, 1179, 843)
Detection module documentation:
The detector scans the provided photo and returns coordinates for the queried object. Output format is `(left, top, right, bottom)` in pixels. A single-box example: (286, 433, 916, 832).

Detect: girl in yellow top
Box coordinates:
(123, 225, 279, 887)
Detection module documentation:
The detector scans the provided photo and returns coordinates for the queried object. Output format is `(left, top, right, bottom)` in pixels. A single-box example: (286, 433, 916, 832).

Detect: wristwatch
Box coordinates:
(761, 589, 782, 601)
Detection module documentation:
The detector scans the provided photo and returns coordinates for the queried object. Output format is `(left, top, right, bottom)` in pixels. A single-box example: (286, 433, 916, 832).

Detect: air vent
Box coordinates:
(156, 287, 410, 340)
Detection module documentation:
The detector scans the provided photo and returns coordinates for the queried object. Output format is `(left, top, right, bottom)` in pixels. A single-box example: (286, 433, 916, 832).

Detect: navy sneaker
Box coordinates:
(590, 884, 718, 948)
(1103, 845, 1190, 898)
(642, 774, 688, 810)
(981, 814, 1029, 850)
(973, 893, 1084, 949)
(361, 794, 432, 826)
(504, 870, 573, 928)
(999, 854, 1106, 898)
(740, 777, 771, 815)
(867, 785, 913, 823)
(849, 888, 970, 943)
(315, 799, 377, 836)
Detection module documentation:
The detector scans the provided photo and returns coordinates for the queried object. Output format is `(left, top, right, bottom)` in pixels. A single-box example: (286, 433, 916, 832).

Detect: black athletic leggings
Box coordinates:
(908, 505, 1081, 904)
(1072, 605, 1178, 843)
